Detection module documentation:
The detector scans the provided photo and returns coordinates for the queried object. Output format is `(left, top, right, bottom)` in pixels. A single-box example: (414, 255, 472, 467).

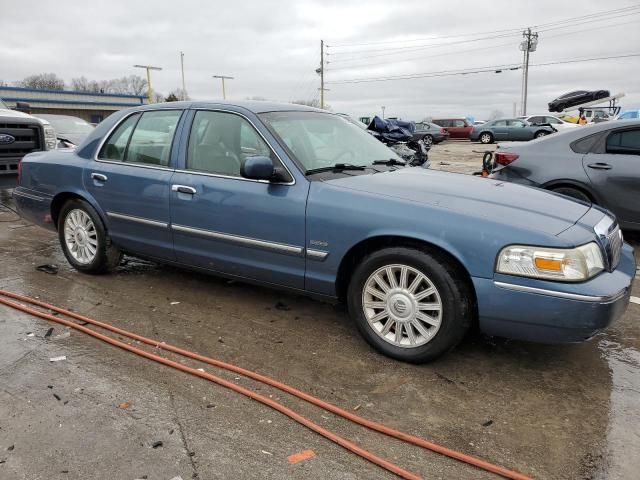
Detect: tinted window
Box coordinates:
(187, 110, 274, 177)
(508, 120, 526, 127)
(606, 129, 640, 155)
(492, 120, 507, 126)
(126, 110, 182, 167)
(452, 120, 464, 127)
(528, 116, 544, 124)
(433, 120, 449, 127)
(98, 113, 140, 161)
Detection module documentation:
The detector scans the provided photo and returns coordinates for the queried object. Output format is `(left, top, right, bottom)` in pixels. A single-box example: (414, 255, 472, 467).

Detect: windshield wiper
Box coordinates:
(306, 163, 370, 174)
(372, 158, 407, 166)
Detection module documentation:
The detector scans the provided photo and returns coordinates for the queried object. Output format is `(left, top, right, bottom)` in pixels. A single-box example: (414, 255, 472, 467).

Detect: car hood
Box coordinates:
(323, 168, 590, 236)
(1, 109, 50, 125)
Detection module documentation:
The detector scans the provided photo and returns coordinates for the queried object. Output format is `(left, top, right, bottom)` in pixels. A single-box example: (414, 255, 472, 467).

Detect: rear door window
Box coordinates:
(98, 113, 140, 161)
(453, 120, 466, 127)
(528, 116, 545, 124)
(125, 110, 182, 167)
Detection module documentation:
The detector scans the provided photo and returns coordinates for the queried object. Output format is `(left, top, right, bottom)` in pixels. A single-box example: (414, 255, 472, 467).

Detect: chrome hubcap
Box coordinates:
(481, 134, 491, 143)
(362, 264, 442, 348)
(64, 209, 98, 264)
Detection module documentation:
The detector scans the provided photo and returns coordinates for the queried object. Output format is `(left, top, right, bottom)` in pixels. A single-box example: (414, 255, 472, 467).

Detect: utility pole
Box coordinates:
(519, 28, 538, 116)
(212, 75, 234, 99)
(315, 40, 328, 109)
(381, 106, 386, 119)
(134, 64, 163, 104)
(180, 52, 187, 100)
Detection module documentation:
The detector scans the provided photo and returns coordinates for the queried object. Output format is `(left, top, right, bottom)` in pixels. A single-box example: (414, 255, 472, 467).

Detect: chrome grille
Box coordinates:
(594, 215, 623, 271)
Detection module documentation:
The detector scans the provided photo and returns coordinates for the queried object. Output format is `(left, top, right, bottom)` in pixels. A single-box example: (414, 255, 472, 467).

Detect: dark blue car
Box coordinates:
(13, 101, 635, 363)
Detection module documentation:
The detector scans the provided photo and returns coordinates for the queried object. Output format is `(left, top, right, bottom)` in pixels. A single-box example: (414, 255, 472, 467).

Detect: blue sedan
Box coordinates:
(14, 101, 635, 363)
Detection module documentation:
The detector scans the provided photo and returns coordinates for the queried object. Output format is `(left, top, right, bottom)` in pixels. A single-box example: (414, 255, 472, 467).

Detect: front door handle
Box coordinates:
(91, 172, 108, 182)
(587, 163, 612, 170)
(171, 184, 196, 195)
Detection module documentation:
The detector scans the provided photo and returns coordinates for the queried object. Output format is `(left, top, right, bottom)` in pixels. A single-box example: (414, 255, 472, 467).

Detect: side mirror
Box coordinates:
(240, 156, 279, 181)
(15, 102, 32, 113)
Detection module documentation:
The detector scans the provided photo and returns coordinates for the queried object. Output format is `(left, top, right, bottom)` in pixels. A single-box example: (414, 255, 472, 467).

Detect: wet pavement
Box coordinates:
(0, 179, 639, 480)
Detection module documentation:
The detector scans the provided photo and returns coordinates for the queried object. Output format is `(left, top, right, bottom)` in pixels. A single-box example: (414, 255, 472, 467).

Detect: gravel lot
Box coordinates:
(1, 142, 638, 480)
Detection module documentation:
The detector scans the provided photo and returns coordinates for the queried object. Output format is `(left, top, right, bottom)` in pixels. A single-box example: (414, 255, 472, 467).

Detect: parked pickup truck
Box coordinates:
(0, 98, 57, 176)
(13, 101, 636, 363)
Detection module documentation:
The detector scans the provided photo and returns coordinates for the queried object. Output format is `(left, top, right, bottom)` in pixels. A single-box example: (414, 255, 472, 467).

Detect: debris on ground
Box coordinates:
(482, 420, 494, 427)
(261, 450, 273, 455)
(169, 301, 180, 305)
(274, 301, 291, 311)
(44, 327, 54, 338)
(53, 394, 61, 401)
(7, 445, 14, 451)
(353, 404, 362, 411)
(118, 402, 131, 410)
(151, 441, 163, 449)
(49, 356, 67, 362)
(217, 337, 224, 343)
(287, 449, 316, 464)
(36, 264, 59, 274)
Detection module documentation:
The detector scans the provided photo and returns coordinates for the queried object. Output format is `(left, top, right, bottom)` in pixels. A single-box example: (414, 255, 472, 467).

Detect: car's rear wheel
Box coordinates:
(423, 134, 433, 146)
(479, 132, 493, 144)
(550, 186, 592, 204)
(58, 199, 121, 274)
(534, 131, 548, 139)
(347, 247, 472, 363)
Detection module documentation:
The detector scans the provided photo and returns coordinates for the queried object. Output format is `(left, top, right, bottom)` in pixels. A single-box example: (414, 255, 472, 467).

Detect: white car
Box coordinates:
(518, 114, 578, 131)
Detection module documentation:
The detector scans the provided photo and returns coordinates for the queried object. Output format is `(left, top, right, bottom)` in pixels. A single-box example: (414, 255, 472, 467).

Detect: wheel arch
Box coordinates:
(478, 130, 494, 141)
(335, 235, 478, 319)
(51, 190, 108, 231)
(540, 179, 600, 204)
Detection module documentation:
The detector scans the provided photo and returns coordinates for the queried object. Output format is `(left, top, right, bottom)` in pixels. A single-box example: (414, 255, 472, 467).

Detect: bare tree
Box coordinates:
(18, 73, 65, 90)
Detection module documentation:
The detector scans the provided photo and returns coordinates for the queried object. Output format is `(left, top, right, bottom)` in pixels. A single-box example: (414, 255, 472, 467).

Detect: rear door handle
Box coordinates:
(587, 163, 612, 170)
(171, 184, 196, 195)
(91, 173, 108, 182)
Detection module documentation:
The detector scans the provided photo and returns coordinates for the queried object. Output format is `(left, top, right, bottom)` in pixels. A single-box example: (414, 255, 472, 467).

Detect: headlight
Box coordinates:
(496, 243, 604, 282)
(43, 125, 57, 150)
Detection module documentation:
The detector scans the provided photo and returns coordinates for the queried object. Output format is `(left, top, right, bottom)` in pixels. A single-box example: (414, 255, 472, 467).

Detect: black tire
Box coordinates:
(534, 130, 548, 139)
(347, 247, 473, 363)
(479, 132, 493, 144)
(550, 186, 592, 204)
(423, 134, 433, 146)
(58, 199, 121, 274)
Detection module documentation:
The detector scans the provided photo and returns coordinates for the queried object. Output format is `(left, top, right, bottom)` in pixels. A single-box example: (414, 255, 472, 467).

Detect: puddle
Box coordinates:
(596, 339, 640, 479)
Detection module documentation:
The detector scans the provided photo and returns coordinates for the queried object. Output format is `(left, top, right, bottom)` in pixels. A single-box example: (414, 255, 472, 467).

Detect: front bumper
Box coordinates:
(473, 243, 635, 343)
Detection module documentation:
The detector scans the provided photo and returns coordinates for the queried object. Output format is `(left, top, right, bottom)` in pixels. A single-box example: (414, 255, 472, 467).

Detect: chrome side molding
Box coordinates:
(106, 212, 169, 228)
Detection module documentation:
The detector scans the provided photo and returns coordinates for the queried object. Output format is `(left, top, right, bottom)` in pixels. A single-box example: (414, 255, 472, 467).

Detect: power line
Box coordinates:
(327, 4, 640, 51)
(326, 52, 640, 84)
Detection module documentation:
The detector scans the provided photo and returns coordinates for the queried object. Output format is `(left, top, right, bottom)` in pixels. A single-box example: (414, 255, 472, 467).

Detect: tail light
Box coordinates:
(494, 152, 520, 166)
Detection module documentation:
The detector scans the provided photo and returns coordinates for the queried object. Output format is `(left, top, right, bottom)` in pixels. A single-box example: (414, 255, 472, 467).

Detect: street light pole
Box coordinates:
(180, 52, 187, 100)
(212, 75, 234, 99)
(134, 64, 162, 104)
(381, 106, 386, 119)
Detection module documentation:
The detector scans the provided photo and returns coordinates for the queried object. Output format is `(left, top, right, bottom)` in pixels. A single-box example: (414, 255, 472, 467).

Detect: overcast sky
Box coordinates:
(2, 0, 639, 120)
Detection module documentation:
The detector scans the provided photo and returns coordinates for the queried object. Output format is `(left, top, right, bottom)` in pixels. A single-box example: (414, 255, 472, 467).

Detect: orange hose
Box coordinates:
(0, 290, 532, 480)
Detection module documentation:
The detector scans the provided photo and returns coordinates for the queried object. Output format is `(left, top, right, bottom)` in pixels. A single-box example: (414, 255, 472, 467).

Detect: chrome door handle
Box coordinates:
(587, 163, 612, 170)
(91, 173, 108, 182)
(171, 184, 196, 195)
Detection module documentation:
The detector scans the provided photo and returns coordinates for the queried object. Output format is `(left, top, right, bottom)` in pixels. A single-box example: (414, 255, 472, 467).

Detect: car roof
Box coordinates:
(135, 100, 323, 114)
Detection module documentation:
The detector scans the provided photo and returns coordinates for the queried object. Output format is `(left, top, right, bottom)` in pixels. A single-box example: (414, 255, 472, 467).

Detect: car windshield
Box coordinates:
(260, 111, 401, 172)
(37, 115, 94, 134)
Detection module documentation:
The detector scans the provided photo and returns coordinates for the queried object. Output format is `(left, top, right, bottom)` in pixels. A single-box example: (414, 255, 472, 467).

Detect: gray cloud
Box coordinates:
(1, 0, 638, 120)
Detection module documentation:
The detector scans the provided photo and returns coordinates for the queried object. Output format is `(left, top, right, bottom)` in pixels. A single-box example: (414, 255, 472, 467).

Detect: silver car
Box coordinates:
(490, 120, 640, 231)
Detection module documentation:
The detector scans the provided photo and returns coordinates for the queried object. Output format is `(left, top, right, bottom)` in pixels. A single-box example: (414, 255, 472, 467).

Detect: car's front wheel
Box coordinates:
(347, 247, 472, 363)
(479, 132, 493, 144)
(534, 131, 548, 139)
(58, 199, 122, 274)
(423, 134, 433, 146)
